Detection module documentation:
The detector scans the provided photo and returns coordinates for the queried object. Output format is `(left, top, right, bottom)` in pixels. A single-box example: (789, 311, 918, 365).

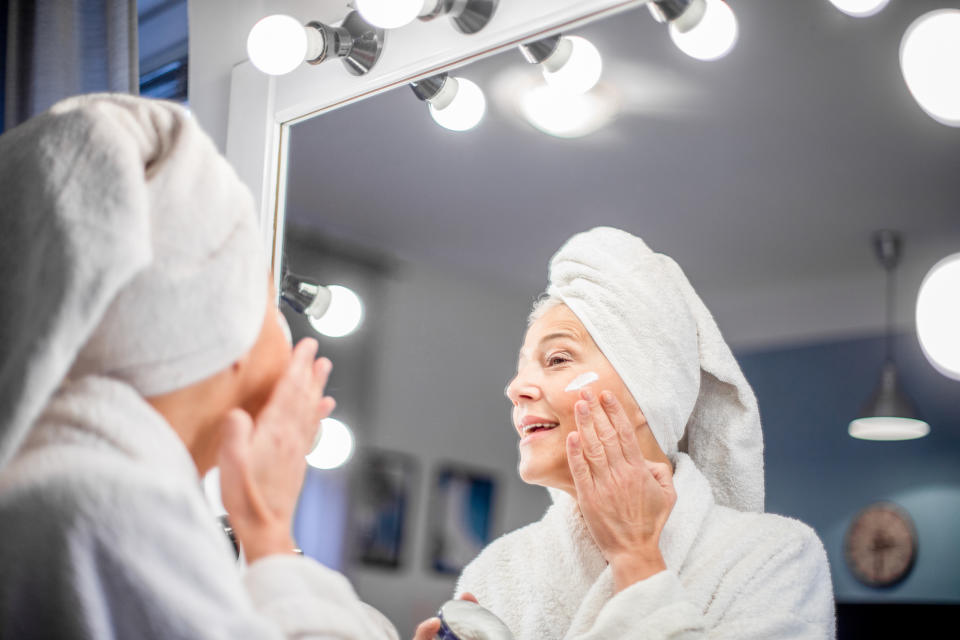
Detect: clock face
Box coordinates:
(844, 502, 917, 588)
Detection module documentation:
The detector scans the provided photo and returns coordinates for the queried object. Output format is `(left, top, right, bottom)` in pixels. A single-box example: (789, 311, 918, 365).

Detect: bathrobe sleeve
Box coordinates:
(0, 457, 399, 640)
(569, 524, 835, 640)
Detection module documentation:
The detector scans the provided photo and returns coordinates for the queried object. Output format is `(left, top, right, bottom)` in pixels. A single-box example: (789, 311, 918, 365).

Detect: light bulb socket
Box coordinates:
(873, 229, 902, 271)
(281, 272, 332, 320)
(519, 34, 562, 65)
(649, 0, 707, 33)
(306, 11, 384, 75)
(411, 73, 450, 103)
(857, 361, 921, 421)
(418, 0, 499, 34)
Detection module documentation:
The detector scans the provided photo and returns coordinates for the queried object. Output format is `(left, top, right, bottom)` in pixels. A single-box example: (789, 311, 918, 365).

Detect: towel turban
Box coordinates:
(0, 94, 266, 468)
(546, 227, 764, 512)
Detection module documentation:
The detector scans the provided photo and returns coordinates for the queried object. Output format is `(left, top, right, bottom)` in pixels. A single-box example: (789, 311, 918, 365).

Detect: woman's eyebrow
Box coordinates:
(539, 331, 580, 346)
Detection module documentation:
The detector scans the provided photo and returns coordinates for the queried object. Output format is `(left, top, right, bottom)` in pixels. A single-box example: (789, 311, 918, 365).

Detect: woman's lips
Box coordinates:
(519, 422, 560, 446)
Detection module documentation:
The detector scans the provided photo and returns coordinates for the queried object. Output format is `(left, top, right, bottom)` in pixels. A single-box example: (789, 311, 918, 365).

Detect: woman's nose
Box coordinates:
(506, 373, 541, 404)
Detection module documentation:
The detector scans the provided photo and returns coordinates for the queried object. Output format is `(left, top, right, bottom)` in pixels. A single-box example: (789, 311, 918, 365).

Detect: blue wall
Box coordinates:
(737, 333, 960, 603)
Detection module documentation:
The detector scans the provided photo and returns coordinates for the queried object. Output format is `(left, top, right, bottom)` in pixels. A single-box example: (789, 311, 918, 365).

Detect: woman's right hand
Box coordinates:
(218, 338, 336, 563)
(412, 593, 479, 640)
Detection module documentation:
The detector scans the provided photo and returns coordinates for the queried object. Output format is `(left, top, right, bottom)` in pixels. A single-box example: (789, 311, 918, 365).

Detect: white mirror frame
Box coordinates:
(224, 0, 648, 288)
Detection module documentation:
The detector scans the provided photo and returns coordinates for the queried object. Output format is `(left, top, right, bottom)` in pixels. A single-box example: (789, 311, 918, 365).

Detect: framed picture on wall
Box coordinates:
(428, 464, 497, 575)
(350, 449, 416, 569)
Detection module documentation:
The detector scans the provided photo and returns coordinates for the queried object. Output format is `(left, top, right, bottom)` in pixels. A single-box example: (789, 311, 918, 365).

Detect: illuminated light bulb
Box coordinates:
(247, 14, 311, 76)
(306, 418, 355, 469)
(900, 10, 960, 127)
(916, 253, 960, 380)
(520, 85, 618, 138)
(542, 36, 603, 95)
(429, 77, 487, 131)
(827, 0, 889, 18)
(669, 0, 738, 61)
(355, 0, 427, 29)
(308, 285, 364, 338)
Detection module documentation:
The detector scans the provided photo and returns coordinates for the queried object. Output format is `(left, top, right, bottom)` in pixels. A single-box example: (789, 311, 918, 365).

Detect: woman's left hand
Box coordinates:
(566, 389, 677, 592)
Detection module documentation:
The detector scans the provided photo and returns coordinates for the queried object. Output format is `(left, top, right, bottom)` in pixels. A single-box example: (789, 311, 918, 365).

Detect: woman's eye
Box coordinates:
(547, 354, 571, 367)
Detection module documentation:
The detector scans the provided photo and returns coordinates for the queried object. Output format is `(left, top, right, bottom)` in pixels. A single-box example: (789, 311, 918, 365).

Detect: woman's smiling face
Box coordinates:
(506, 303, 651, 494)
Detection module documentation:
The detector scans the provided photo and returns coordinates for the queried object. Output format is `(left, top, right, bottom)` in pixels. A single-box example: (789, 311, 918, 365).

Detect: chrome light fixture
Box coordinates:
(355, 0, 499, 34)
(648, 0, 739, 61)
(849, 231, 930, 441)
(281, 271, 364, 338)
(519, 34, 603, 95)
(247, 12, 384, 76)
(411, 73, 487, 131)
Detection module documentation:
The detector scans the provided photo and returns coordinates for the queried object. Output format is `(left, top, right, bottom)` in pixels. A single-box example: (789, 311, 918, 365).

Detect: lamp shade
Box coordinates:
(849, 362, 930, 441)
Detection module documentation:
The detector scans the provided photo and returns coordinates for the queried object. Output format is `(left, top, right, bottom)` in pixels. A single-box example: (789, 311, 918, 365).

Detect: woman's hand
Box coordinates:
(566, 389, 677, 592)
(412, 593, 479, 640)
(218, 338, 336, 563)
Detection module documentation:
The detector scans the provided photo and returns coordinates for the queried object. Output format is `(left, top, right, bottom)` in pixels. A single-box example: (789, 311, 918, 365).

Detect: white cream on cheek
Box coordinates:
(564, 370, 598, 392)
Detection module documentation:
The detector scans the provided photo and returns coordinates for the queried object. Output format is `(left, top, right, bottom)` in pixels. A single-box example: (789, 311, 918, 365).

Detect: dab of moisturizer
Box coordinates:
(565, 371, 599, 392)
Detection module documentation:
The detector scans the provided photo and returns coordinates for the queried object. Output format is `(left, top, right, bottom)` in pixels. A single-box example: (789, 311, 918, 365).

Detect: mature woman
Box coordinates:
(0, 94, 397, 639)
(420, 227, 835, 639)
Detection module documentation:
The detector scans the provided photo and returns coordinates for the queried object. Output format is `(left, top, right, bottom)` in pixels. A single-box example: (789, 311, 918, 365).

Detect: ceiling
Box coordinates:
(283, 0, 960, 341)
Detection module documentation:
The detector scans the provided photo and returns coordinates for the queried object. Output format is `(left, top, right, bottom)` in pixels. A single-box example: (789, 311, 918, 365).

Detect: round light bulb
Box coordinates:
(355, 0, 424, 29)
(916, 252, 960, 380)
(429, 78, 486, 131)
(542, 36, 603, 95)
(308, 285, 364, 338)
(520, 85, 617, 138)
(306, 418, 355, 469)
(900, 10, 960, 127)
(849, 417, 930, 441)
(247, 14, 308, 75)
(669, 0, 738, 62)
(827, 0, 889, 18)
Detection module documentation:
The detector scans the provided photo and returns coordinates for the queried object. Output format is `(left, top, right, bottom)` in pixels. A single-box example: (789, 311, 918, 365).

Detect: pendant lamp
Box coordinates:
(848, 231, 930, 441)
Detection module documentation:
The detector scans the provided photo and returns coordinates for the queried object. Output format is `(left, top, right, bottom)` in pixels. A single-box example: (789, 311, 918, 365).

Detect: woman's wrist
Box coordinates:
(610, 548, 667, 592)
(234, 523, 299, 563)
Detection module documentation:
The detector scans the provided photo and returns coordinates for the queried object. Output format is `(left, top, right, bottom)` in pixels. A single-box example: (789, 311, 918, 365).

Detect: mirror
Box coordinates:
(277, 0, 960, 633)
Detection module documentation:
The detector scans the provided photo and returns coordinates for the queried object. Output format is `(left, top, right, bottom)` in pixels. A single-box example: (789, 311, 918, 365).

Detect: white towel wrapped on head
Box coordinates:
(0, 93, 266, 468)
(547, 226, 764, 512)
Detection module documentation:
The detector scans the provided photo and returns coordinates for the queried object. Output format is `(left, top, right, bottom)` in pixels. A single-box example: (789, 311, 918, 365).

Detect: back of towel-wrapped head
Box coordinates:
(0, 94, 267, 468)
(546, 227, 764, 512)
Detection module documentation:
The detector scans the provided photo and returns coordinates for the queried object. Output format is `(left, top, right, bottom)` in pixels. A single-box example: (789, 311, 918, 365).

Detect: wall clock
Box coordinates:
(844, 501, 918, 588)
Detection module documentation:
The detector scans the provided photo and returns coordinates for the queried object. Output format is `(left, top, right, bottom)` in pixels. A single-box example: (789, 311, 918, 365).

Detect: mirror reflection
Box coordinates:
(279, 1, 960, 635)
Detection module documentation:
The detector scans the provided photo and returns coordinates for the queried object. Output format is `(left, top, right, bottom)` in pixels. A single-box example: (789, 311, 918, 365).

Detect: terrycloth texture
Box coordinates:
(547, 227, 764, 512)
(456, 454, 835, 639)
(0, 93, 266, 469)
(0, 376, 400, 640)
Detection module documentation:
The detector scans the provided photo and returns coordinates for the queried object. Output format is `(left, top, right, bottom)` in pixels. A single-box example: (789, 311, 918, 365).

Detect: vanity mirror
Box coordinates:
(218, 0, 960, 634)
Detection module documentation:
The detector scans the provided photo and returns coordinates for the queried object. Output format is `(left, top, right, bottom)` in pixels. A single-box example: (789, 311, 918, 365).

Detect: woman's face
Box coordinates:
(236, 281, 293, 418)
(506, 303, 650, 494)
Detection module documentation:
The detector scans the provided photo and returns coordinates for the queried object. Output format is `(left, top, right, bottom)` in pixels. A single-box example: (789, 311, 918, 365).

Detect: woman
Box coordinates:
(0, 94, 398, 639)
(418, 227, 834, 639)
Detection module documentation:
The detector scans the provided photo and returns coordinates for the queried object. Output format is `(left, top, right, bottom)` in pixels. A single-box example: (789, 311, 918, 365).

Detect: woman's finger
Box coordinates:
(413, 617, 442, 640)
(289, 337, 319, 379)
(458, 592, 479, 604)
(584, 389, 625, 465)
(599, 391, 646, 466)
(566, 432, 595, 493)
(574, 399, 608, 477)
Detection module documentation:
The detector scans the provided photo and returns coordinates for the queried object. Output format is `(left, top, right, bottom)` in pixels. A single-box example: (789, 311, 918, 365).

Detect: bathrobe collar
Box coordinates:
(22, 375, 201, 483)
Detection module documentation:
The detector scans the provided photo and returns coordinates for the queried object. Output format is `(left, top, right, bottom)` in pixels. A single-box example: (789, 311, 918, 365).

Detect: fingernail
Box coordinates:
(601, 390, 614, 405)
(582, 389, 595, 402)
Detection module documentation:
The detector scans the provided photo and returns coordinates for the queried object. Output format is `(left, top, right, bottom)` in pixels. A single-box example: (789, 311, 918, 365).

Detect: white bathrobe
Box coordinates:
(0, 376, 399, 640)
(455, 454, 835, 639)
